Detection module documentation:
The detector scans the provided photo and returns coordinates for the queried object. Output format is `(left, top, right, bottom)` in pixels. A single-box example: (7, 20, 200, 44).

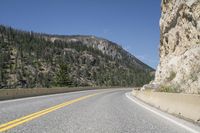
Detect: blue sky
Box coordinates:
(0, 0, 161, 68)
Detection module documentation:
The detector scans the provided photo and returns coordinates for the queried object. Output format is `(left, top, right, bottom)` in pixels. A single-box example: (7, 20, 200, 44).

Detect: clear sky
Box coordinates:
(0, 0, 161, 68)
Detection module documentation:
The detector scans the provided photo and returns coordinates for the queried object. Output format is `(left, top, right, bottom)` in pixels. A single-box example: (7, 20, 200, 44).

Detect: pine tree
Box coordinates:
(55, 64, 73, 87)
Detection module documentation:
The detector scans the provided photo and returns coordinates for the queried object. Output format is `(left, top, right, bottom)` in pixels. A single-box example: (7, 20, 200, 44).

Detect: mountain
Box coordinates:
(148, 0, 200, 93)
(0, 25, 154, 89)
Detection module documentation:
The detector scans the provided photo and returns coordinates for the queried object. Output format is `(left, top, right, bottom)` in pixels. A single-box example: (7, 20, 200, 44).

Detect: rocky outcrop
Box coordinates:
(47, 35, 151, 70)
(152, 0, 200, 93)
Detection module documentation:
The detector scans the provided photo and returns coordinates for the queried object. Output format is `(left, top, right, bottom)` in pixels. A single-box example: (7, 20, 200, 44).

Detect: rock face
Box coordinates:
(153, 0, 200, 93)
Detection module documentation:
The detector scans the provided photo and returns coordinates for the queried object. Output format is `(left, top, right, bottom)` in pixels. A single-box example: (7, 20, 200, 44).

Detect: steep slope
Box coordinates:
(44, 35, 152, 71)
(0, 25, 154, 89)
(151, 0, 200, 93)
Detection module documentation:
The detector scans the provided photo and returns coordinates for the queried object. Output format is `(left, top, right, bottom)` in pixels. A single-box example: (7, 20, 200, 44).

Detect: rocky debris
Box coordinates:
(152, 0, 200, 93)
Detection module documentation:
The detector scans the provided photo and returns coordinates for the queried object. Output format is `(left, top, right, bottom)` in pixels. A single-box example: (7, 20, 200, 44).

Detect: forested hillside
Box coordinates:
(0, 25, 154, 89)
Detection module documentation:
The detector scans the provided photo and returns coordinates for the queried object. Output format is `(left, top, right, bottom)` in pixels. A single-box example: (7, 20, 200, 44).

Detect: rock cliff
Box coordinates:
(153, 0, 200, 93)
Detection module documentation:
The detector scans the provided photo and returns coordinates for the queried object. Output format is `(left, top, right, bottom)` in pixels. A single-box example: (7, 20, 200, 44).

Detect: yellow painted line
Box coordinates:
(0, 93, 98, 132)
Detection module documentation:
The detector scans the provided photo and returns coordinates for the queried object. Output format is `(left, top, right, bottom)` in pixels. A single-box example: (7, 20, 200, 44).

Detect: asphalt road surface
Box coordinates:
(0, 89, 199, 133)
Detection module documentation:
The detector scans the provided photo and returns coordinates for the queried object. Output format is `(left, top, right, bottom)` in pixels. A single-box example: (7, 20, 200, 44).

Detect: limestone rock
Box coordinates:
(153, 0, 200, 93)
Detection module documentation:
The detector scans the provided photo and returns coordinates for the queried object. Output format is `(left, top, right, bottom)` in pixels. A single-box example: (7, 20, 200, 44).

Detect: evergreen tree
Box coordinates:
(55, 64, 73, 87)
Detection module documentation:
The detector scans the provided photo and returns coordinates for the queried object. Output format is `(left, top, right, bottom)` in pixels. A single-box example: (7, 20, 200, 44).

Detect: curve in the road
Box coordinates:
(0, 93, 99, 132)
(0, 89, 199, 133)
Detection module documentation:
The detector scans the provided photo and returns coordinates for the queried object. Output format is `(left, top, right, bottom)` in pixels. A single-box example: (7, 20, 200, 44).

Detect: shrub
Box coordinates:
(167, 71, 176, 81)
(158, 84, 181, 93)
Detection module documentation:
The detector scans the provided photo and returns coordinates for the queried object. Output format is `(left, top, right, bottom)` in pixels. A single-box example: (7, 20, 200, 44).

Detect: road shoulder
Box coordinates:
(126, 92, 200, 133)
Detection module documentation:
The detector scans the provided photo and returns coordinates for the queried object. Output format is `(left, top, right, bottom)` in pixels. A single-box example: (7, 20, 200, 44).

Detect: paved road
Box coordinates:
(0, 89, 199, 133)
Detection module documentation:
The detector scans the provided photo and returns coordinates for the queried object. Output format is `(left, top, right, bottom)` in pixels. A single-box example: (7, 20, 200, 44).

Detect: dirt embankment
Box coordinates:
(0, 87, 109, 101)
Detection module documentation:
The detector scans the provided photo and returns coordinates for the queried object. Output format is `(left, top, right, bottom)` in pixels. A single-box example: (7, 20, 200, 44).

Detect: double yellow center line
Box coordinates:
(0, 93, 98, 132)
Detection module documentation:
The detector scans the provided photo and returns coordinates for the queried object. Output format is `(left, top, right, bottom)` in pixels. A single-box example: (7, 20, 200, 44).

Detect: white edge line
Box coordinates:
(125, 92, 199, 133)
